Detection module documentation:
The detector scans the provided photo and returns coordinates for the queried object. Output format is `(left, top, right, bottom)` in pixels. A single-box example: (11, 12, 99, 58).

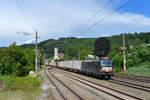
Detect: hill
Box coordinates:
(21, 32, 150, 58)
(21, 37, 95, 58)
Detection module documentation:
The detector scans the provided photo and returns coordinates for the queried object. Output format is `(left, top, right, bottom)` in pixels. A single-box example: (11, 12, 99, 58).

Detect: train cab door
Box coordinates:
(98, 59, 102, 72)
(96, 60, 101, 74)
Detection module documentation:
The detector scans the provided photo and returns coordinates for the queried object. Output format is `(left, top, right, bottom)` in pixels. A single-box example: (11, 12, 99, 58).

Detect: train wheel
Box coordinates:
(98, 75, 103, 79)
(105, 75, 111, 80)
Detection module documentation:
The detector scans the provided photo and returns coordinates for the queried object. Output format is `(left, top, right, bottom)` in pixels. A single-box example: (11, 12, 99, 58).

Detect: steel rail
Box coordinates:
(108, 79, 150, 92)
(44, 70, 66, 100)
(53, 68, 143, 100)
(114, 74, 150, 83)
(47, 70, 84, 100)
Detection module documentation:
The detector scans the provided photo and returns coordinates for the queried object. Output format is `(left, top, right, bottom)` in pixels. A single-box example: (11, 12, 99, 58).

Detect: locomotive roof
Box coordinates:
(82, 59, 99, 62)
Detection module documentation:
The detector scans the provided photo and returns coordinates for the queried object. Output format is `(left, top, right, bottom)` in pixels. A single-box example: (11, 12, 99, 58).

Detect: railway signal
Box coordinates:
(120, 47, 126, 52)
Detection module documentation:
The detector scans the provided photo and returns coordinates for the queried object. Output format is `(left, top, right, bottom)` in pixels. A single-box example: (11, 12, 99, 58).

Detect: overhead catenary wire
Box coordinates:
(76, 0, 132, 37)
(15, 0, 39, 40)
(15, 0, 35, 30)
(15, 0, 39, 70)
(74, 0, 113, 34)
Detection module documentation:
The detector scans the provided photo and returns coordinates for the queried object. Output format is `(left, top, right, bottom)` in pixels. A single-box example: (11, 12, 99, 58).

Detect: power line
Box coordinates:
(15, 0, 35, 30)
(16, 0, 39, 70)
(76, 0, 132, 37)
(74, 0, 113, 34)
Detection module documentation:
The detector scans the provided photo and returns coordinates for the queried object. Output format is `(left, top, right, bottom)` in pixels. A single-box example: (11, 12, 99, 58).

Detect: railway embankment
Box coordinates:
(1, 67, 149, 100)
(0, 70, 43, 100)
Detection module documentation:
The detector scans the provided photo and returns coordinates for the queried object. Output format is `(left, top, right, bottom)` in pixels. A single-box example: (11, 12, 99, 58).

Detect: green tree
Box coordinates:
(80, 49, 92, 60)
(0, 43, 26, 76)
(0, 43, 37, 76)
(94, 37, 110, 58)
(108, 44, 120, 57)
(66, 45, 78, 60)
(112, 53, 123, 72)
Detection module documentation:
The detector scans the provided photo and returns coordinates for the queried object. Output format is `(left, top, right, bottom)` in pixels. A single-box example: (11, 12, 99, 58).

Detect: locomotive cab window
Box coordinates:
(100, 59, 113, 67)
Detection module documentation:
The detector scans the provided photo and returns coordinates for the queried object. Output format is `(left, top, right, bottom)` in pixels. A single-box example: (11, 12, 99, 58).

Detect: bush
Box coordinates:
(8, 76, 40, 91)
(112, 44, 150, 73)
(127, 44, 150, 68)
(0, 75, 13, 85)
(126, 62, 150, 76)
(0, 43, 36, 76)
(0, 75, 42, 91)
(112, 53, 123, 72)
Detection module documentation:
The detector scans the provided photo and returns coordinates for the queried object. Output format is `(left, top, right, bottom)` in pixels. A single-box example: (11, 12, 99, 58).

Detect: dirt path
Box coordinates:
(36, 70, 60, 100)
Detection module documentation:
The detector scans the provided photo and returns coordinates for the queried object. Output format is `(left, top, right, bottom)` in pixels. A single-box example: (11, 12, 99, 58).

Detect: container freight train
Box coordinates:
(49, 57, 114, 79)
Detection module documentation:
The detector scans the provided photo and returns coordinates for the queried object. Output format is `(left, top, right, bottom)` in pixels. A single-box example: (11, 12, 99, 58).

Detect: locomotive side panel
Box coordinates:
(81, 61, 98, 74)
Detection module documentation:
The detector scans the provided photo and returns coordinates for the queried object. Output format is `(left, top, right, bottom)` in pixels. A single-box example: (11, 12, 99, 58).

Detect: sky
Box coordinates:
(0, 0, 150, 46)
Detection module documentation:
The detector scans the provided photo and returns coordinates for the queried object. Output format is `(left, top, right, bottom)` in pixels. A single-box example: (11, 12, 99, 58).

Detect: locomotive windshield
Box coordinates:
(100, 59, 113, 67)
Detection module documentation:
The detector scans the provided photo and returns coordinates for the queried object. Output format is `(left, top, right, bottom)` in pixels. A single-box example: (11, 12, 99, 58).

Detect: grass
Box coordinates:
(37, 66, 45, 72)
(0, 75, 13, 86)
(126, 64, 150, 77)
(0, 73, 43, 100)
(0, 89, 40, 100)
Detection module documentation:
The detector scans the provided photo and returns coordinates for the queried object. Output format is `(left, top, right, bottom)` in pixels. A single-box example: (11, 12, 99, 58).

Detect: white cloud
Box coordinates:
(77, 36, 82, 38)
(24, 38, 35, 44)
(0, 0, 150, 46)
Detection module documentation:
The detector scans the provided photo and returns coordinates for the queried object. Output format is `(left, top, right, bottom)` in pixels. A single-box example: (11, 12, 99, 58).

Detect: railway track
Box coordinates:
(108, 79, 150, 92)
(52, 67, 150, 93)
(52, 68, 143, 100)
(44, 70, 66, 100)
(114, 74, 150, 83)
(44, 69, 83, 100)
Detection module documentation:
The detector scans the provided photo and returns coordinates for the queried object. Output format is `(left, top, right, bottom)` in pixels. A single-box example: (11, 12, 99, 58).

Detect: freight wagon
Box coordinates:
(49, 57, 113, 79)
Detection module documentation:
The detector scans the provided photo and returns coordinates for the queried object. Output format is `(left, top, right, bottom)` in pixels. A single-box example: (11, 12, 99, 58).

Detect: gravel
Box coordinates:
(36, 68, 150, 100)
(54, 68, 150, 100)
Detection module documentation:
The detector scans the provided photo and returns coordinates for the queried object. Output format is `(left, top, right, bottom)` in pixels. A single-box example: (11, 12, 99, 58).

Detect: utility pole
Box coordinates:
(78, 49, 80, 61)
(123, 34, 126, 72)
(43, 51, 46, 66)
(35, 30, 38, 70)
